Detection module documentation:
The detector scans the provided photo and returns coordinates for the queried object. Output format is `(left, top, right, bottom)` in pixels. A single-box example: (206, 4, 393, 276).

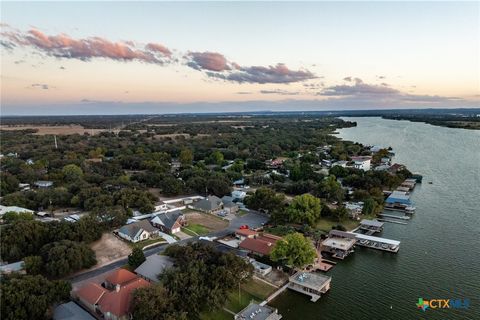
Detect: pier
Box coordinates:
(378, 213, 410, 220)
(378, 218, 408, 225)
(352, 233, 400, 253)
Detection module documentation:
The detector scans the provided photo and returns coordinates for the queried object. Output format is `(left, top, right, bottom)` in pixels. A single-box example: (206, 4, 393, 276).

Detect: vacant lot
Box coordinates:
(186, 211, 228, 232)
(90, 233, 131, 266)
(0, 125, 109, 135)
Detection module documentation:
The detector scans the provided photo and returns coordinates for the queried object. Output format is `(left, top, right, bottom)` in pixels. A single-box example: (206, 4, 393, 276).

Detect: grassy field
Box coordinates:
(201, 277, 277, 319)
(184, 224, 210, 235)
(129, 237, 166, 249)
(315, 217, 360, 232)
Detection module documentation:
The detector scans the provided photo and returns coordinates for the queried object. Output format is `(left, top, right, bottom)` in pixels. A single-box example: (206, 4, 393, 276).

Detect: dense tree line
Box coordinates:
(0, 274, 71, 320)
(131, 242, 253, 320)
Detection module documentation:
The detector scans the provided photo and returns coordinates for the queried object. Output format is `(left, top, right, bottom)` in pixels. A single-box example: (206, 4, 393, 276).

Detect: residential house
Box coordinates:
(238, 233, 282, 256)
(351, 156, 372, 171)
(0, 261, 25, 275)
(117, 220, 158, 243)
(134, 254, 174, 283)
(190, 195, 223, 214)
(75, 269, 150, 320)
(231, 190, 247, 201)
(34, 180, 53, 188)
(234, 303, 282, 320)
(344, 202, 363, 220)
(332, 160, 348, 168)
(0, 205, 34, 217)
(150, 210, 185, 234)
(233, 178, 246, 187)
(235, 228, 257, 240)
(53, 301, 95, 320)
(222, 196, 239, 214)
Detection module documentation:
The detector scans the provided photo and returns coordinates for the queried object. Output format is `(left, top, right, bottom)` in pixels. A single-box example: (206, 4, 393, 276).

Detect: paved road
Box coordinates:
(69, 212, 268, 284)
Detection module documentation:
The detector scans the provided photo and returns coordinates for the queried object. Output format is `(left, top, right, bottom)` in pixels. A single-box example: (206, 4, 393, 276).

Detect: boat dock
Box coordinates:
(378, 213, 410, 220)
(378, 218, 408, 225)
(351, 233, 400, 253)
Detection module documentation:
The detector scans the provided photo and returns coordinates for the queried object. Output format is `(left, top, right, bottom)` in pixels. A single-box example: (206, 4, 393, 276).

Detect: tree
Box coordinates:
(24, 256, 44, 275)
(40, 240, 96, 277)
(206, 150, 224, 165)
(0, 220, 49, 262)
(62, 164, 83, 182)
(2, 211, 34, 224)
(285, 194, 322, 226)
(128, 247, 146, 269)
(362, 197, 376, 216)
(0, 172, 19, 195)
(244, 187, 285, 214)
(318, 175, 344, 203)
(270, 233, 317, 268)
(131, 285, 187, 320)
(161, 242, 253, 319)
(0, 274, 71, 320)
(179, 148, 194, 167)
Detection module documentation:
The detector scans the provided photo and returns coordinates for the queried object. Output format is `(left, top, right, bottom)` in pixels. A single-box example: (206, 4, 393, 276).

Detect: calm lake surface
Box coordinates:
(270, 117, 480, 320)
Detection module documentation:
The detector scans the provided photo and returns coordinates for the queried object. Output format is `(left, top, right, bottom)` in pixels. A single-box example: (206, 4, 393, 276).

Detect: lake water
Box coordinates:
(270, 117, 480, 320)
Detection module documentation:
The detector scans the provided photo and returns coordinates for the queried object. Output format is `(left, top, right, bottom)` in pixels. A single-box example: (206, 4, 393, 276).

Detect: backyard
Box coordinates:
(201, 277, 277, 320)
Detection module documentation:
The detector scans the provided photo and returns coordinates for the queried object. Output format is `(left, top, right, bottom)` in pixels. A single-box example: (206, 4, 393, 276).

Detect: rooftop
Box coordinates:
(134, 254, 174, 283)
(119, 220, 157, 238)
(322, 237, 356, 250)
(238, 234, 281, 256)
(105, 269, 139, 286)
(150, 210, 183, 230)
(360, 219, 384, 228)
(53, 302, 95, 320)
(289, 272, 331, 290)
(353, 233, 401, 246)
(235, 303, 281, 320)
(75, 282, 107, 305)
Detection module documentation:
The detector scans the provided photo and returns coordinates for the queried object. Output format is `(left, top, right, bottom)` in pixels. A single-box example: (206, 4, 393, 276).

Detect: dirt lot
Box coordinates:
(90, 233, 132, 266)
(0, 125, 109, 135)
(185, 211, 229, 231)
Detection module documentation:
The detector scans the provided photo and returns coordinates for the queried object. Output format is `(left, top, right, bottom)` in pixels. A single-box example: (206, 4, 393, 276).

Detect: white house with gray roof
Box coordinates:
(117, 220, 158, 243)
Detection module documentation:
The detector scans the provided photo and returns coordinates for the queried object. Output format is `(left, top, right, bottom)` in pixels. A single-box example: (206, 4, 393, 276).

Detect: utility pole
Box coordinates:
(54, 135, 58, 149)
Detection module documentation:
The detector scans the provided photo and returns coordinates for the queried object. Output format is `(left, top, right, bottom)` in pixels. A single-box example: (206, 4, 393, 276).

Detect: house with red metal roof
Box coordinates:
(238, 233, 282, 256)
(74, 269, 150, 320)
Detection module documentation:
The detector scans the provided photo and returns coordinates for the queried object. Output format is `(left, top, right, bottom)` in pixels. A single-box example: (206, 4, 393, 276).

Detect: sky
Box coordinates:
(1, 1, 479, 115)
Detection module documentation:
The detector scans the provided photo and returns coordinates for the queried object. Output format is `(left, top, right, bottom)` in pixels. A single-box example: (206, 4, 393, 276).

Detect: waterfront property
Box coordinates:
(353, 233, 400, 253)
(359, 219, 384, 234)
(385, 190, 415, 213)
(235, 303, 282, 320)
(288, 272, 332, 302)
(350, 156, 372, 171)
(321, 230, 356, 260)
(239, 233, 282, 256)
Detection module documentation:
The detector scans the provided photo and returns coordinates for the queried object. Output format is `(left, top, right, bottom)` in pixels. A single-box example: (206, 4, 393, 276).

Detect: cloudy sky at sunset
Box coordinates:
(1, 1, 479, 115)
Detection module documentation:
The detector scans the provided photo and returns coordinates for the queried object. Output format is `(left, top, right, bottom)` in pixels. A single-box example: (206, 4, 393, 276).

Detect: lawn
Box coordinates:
(315, 217, 360, 232)
(129, 237, 166, 249)
(181, 227, 199, 236)
(184, 223, 210, 235)
(201, 277, 277, 318)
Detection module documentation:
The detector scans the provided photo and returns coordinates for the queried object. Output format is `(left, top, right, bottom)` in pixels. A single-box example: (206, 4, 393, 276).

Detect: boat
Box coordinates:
(405, 206, 416, 214)
(412, 173, 423, 183)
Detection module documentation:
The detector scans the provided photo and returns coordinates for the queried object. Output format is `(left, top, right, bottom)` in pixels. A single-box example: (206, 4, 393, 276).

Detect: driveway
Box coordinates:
(158, 231, 177, 244)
